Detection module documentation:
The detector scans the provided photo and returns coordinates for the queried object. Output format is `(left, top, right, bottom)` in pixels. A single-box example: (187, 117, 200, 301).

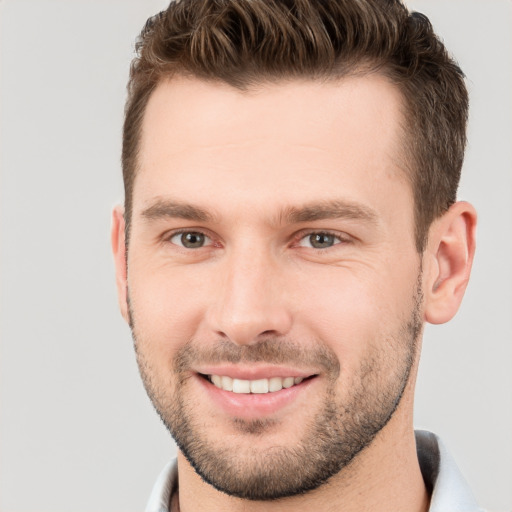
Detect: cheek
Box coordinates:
(292, 263, 418, 367)
(128, 262, 211, 359)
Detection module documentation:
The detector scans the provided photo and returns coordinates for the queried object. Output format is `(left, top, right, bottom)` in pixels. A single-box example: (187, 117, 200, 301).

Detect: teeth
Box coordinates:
(221, 376, 233, 391)
(211, 375, 222, 387)
(282, 377, 294, 388)
(232, 378, 250, 393)
(250, 379, 269, 394)
(268, 377, 283, 392)
(209, 375, 308, 394)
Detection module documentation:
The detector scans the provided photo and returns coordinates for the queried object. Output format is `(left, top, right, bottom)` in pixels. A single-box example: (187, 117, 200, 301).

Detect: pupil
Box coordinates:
(310, 233, 334, 248)
(182, 232, 204, 248)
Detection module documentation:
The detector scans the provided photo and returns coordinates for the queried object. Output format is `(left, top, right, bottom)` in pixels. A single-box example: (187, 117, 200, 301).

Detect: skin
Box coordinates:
(112, 75, 476, 512)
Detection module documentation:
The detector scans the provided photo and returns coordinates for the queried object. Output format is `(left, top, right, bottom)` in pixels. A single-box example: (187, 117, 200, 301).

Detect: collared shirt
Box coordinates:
(144, 430, 484, 512)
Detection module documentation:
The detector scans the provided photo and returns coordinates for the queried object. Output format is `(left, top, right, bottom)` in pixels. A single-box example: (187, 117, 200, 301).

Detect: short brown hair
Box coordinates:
(122, 0, 468, 251)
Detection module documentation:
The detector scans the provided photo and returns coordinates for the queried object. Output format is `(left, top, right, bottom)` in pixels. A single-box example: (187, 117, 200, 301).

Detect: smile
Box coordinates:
(207, 375, 306, 394)
(197, 371, 319, 418)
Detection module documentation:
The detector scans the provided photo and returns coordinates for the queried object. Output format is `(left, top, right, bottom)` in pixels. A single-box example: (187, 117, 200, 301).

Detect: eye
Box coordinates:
(298, 232, 343, 249)
(169, 231, 212, 249)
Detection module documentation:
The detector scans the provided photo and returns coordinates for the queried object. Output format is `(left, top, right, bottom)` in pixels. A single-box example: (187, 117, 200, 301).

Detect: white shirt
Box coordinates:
(145, 430, 484, 512)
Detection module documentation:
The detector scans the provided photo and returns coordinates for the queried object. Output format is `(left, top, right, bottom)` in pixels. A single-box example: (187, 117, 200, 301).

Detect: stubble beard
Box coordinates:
(130, 282, 423, 501)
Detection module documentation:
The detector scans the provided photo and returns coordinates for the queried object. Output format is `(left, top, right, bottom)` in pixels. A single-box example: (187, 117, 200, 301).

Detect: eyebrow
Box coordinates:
(140, 198, 378, 226)
(140, 199, 215, 223)
(279, 200, 379, 225)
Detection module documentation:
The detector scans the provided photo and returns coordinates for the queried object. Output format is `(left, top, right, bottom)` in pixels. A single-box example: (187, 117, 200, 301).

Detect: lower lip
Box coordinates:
(196, 375, 316, 419)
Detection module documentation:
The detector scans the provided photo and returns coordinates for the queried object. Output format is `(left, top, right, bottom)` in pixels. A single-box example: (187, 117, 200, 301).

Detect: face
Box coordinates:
(123, 75, 424, 499)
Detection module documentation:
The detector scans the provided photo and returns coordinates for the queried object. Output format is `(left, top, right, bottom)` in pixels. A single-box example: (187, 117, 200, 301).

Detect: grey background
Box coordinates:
(0, 1, 510, 510)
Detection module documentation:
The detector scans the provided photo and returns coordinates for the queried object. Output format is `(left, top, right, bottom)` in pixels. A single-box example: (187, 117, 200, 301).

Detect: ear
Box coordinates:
(423, 201, 477, 324)
(111, 205, 130, 324)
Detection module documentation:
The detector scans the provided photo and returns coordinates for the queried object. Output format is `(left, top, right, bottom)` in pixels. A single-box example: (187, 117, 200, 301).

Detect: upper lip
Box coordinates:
(194, 364, 318, 380)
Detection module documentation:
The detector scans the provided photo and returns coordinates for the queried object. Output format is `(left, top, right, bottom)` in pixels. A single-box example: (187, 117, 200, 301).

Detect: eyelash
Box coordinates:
(165, 229, 216, 248)
(293, 230, 350, 250)
(164, 228, 351, 252)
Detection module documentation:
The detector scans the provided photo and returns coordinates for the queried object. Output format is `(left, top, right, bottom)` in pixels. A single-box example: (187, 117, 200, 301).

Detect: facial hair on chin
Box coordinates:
(129, 280, 423, 501)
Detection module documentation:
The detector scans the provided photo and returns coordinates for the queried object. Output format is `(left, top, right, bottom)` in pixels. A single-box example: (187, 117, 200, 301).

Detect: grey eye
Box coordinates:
(307, 233, 337, 249)
(171, 231, 208, 248)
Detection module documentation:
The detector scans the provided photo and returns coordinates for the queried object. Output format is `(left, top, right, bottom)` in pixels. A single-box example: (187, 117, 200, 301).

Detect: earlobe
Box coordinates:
(111, 205, 130, 324)
(423, 201, 477, 325)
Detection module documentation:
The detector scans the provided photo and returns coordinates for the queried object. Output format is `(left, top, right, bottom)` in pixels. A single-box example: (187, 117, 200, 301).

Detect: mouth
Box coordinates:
(195, 370, 319, 419)
(199, 373, 317, 394)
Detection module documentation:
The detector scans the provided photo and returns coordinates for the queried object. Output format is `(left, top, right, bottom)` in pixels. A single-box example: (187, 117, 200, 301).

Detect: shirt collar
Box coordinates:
(415, 430, 483, 512)
(145, 430, 483, 512)
(144, 460, 177, 512)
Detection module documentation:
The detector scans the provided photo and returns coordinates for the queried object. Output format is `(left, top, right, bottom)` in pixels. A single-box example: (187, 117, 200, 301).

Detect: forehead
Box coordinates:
(135, 75, 410, 221)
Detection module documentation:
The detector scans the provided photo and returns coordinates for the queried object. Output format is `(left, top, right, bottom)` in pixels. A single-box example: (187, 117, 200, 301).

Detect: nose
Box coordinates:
(205, 245, 293, 346)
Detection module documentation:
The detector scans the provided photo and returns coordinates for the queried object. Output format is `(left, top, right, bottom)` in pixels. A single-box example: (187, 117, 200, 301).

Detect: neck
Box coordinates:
(176, 418, 429, 512)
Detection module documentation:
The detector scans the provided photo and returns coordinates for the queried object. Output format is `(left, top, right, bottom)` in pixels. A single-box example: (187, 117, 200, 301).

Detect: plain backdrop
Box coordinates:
(0, 1, 510, 511)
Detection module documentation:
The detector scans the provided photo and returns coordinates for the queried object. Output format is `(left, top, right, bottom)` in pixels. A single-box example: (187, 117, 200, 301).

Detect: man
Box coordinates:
(111, 1, 480, 510)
